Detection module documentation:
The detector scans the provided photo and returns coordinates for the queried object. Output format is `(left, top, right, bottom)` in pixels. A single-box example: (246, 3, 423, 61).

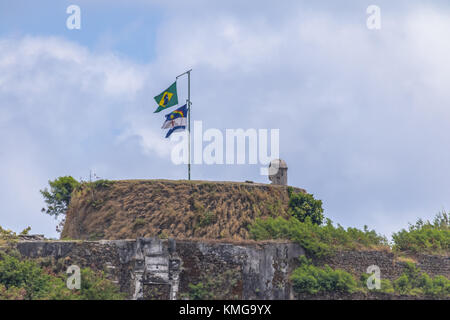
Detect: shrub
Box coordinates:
(427, 275, 450, 298)
(40, 176, 80, 218)
(0, 251, 67, 300)
(287, 187, 324, 225)
(0, 284, 27, 300)
(392, 212, 449, 255)
(0, 227, 18, 243)
(181, 270, 241, 300)
(291, 257, 357, 294)
(77, 268, 125, 300)
(249, 217, 387, 257)
(379, 279, 395, 294)
(393, 274, 410, 295)
(0, 226, 32, 247)
(358, 263, 449, 298)
(359, 273, 394, 294)
(0, 252, 125, 300)
(249, 217, 332, 257)
(392, 262, 450, 298)
(187, 282, 211, 300)
(91, 179, 113, 189)
(198, 211, 217, 228)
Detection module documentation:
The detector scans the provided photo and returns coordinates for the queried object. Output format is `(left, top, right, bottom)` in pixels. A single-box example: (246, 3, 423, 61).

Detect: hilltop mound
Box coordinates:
(61, 180, 305, 241)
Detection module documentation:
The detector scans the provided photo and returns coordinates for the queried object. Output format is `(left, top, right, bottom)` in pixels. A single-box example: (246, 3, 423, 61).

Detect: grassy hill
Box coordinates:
(61, 179, 305, 241)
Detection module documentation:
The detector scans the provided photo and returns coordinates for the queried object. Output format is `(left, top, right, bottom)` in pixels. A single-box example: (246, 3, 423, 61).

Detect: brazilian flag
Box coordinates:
(154, 82, 178, 113)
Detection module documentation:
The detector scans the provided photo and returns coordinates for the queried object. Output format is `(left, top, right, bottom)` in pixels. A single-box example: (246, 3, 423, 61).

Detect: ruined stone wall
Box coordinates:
(15, 238, 304, 300)
(314, 250, 450, 280)
(14, 238, 449, 300)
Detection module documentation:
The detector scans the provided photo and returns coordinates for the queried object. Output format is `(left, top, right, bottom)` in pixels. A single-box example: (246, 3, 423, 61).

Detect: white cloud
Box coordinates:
(147, 4, 450, 235)
(2, 3, 450, 238)
(0, 36, 170, 237)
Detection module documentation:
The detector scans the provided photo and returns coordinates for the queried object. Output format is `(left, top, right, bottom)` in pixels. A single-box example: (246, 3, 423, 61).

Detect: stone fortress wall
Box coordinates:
(15, 238, 449, 300)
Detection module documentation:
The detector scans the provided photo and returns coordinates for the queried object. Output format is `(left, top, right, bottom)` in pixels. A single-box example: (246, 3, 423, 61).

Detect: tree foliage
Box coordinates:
(291, 256, 357, 294)
(40, 176, 80, 218)
(291, 258, 449, 298)
(287, 187, 324, 225)
(392, 212, 449, 255)
(0, 226, 32, 247)
(0, 252, 124, 300)
(186, 282, 211, 300)
(249, 216, 387, 257)
(392, 262, 450, 298)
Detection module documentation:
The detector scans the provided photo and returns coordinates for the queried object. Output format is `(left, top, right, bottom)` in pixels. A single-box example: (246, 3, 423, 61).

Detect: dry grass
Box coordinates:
(395, 255, 418, 264)
(62, 179, 305, 241)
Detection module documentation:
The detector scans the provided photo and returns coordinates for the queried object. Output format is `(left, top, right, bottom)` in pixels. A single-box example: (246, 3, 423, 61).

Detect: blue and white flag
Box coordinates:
(162, 104, 187, 138)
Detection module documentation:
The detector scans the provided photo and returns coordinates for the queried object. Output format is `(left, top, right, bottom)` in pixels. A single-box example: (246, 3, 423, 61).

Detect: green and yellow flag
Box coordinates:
(154, 82, 178, 113)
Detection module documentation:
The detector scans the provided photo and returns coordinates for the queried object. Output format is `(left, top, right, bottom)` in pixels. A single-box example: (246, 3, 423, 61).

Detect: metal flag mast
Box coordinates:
(176, 69, 192, 180)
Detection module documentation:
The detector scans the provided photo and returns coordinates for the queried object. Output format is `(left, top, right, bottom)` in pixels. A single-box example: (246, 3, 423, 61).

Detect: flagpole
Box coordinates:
(188, 71, 191, 181)
(176, 69, 192, 181)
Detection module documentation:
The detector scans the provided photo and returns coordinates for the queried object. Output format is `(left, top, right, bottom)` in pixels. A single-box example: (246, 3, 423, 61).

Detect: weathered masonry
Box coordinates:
(16, 238, 305, 300)
(14, 238, 450, 300)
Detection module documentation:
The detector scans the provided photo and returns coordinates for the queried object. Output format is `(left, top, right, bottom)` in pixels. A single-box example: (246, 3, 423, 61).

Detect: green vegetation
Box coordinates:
(248, 188, 387, 257)
(40, 176, 115, 218)
(264, 199, 284, 216)
(250, 189, 384, 257)
(0, 226, 31, 246)
(0, 251, 125, 300)
(359, 273, 395, 294)
(198, 211, 217, 228)
(291, 257, 449, 298)
(185, 282, 211, 300)
(180, 269, 241, 300)
(291, 257, 357, 294)
(392, 212, 449, 255)
(40, 176, 80, 218)
(392, 262, 450, 298)
(287, 187, 324, 225)
(249, 216, 387, 257)
(90, 179, 114, 189)
(76, 268, 125, 300)
(250, 188, 449, 259)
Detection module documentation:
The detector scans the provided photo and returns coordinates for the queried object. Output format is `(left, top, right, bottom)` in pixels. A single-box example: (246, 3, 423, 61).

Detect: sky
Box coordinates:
(1, 0, 450, 239)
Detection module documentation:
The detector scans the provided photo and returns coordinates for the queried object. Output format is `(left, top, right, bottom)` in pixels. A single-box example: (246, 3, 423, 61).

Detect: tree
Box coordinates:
(40, 176, 80, 218)
(287, 187, 324, 225)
